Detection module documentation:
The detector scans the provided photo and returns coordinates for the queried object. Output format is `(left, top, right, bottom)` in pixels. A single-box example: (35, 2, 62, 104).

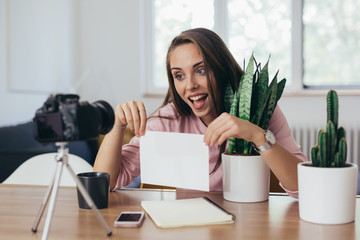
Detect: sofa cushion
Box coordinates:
(0, 121, 98, 182)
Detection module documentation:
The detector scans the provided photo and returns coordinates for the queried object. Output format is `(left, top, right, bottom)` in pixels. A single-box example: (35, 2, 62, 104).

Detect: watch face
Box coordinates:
(265, 130, 276, 144)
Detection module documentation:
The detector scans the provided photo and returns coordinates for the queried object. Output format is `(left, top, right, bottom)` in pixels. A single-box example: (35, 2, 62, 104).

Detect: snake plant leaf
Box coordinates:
(258, 73, 278, 130)
(224, 83, 234, 113)
(238, 54, 255, 154)
(227, 90, 239, 154)
(251, 59, 269, 126)
(276, 78, 287, 102)
(238, 54, 254, 122)
(229, 90, 239, 117)
(223, 54, 287, 156)
(227, 137, 236, 154)
(252, 61, 261, 88)
(252, 70, 276, 128)
(263, 83, 277, 129)
(236, 138, 245, 154)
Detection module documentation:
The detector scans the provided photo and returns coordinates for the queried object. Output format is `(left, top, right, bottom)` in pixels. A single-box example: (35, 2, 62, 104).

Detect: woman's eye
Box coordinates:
(175, 74, 184, 80)
(197, 68, 205, 74)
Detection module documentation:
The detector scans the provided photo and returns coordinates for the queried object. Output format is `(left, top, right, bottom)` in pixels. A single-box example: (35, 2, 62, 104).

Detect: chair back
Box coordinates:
(2, 153, 93, 186)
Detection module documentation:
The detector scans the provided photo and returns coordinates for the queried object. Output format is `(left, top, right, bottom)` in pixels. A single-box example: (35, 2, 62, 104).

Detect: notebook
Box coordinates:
(141, 197, 235, 228)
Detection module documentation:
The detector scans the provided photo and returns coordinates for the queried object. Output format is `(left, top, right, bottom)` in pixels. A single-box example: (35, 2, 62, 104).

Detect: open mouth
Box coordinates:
(188, 94, 208, 110)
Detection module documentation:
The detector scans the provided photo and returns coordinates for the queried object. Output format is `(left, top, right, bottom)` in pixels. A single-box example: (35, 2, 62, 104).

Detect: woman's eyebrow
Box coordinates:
(170, 67, 181, 71)
(170, 61, 204, 71)
(193, 61, 204, 68)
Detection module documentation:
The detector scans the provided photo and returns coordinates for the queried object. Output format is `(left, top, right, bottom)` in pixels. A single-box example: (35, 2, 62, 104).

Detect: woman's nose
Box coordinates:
(186, 74, 198, 90)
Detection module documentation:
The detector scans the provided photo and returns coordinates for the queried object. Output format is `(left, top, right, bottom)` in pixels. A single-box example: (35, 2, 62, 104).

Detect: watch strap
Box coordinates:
(252, 130, 275, 152)
(253, 141, 272, 152)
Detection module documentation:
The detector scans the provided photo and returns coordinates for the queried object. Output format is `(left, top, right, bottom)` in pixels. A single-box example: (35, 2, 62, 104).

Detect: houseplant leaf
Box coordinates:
(238, 54, 254, 154)
(251, 59, 269, 126)
(224, 83, 234, 113)
(224, 54, 287, 155)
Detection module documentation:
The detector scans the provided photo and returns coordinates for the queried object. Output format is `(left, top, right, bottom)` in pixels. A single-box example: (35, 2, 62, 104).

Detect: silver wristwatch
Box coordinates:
(253, 130, 276, 152)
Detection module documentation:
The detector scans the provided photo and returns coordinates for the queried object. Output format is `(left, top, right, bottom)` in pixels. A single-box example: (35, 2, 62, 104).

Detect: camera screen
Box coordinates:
(117, 213, 142, 222)
(35, 113, 63, 140)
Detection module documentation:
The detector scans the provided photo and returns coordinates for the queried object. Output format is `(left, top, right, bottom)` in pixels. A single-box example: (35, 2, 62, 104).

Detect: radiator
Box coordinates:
(291, 124, 360, 165)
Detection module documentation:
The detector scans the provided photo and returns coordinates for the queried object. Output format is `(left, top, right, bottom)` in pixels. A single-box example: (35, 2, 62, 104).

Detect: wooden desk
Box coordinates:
(0, 184, 358, 240)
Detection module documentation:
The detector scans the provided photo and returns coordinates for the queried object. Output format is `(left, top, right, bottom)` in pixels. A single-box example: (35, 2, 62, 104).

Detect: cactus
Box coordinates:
(311, 90, 347, 167)
(225, 54, 286, 155)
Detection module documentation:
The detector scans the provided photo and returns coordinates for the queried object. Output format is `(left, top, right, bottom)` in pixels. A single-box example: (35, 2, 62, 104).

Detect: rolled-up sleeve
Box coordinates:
(268, 106, 308, 198)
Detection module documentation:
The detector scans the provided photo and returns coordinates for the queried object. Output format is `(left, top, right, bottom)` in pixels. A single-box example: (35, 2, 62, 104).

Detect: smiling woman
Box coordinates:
(93, 28, 307, 197)
(170, 43, 215, 126)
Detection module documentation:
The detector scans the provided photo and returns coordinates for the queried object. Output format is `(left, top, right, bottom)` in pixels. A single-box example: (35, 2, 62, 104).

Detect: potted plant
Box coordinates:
(222, 54, 286, 202)
(298, 89, 358, 224)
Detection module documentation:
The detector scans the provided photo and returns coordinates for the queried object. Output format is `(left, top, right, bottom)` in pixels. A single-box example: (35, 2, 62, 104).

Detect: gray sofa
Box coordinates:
(0, 121, 98, 182)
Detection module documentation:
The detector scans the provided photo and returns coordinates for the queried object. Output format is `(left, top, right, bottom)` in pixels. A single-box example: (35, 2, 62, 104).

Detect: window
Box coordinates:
(303, 0, 360, 88)
(154, 0, 214, 89)
(141, 0, 214, 95)
(142, 0, 360, 95)
(227, 0, 292, 86)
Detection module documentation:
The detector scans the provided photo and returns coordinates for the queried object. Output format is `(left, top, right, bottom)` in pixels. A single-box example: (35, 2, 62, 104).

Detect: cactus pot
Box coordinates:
(298, 162, 358, 224)
(222, 153, 270, 202)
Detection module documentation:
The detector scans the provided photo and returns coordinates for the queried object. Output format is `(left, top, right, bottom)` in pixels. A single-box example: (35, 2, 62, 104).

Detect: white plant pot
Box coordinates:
(222, 153, 270, 202)
(298, 162, 358, 224)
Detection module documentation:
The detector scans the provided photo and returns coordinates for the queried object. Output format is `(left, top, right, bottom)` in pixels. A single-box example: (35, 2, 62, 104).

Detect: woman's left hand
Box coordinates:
(203, 112, 264, 147)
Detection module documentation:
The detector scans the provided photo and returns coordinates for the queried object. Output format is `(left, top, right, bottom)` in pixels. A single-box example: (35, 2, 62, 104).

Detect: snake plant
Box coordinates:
(225, 54, 286, 155)
(311, 90, 347, 167)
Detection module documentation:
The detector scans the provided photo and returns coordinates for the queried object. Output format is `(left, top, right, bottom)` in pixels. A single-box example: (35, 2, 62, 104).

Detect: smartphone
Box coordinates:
(113, 211, 145, 228)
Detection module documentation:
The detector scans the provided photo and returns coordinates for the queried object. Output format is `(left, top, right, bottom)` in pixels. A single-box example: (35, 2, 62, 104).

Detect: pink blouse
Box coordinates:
(114, 103, 308, 198)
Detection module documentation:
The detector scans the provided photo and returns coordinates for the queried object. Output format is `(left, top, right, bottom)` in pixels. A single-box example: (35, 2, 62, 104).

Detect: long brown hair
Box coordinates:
(160, 28, 244, 173)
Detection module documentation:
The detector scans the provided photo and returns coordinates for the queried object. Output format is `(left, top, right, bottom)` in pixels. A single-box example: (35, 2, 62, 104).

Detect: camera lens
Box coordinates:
(92, 100, 115, 135)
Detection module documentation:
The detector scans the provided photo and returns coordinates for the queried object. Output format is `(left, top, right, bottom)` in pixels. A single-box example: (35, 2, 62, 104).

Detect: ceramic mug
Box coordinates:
(76, 172, 110, 209)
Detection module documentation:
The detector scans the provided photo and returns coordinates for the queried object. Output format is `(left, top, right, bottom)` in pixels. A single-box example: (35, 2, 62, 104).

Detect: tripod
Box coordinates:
(31, 142, 112, 240)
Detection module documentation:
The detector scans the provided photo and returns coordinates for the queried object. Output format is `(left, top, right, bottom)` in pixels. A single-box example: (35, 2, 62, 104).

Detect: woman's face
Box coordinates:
(169, 43, 216, 126)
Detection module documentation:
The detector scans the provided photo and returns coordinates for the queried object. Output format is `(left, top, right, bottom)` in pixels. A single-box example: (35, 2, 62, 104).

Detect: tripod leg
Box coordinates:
(31, 166, 57, 232)
(66, 164, 112, 236)
(41, 160, 64, 240)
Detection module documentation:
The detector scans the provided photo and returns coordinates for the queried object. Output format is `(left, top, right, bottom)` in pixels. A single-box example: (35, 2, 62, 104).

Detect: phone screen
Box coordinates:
(116, 213, 142, 222)
(114, 212, 145, 228)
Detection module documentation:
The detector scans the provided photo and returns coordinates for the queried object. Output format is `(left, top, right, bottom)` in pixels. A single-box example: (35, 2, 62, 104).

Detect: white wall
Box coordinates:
(1, 0, 360, 130)
(279, 95, 360, 128)
(0, 0, 76, 127)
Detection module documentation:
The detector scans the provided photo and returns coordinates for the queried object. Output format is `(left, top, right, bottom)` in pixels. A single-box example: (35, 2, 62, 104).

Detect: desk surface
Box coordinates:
(0, 184, 358, 240)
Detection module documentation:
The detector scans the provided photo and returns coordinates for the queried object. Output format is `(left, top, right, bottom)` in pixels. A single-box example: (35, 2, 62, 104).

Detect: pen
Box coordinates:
(203, 197, 236, 221)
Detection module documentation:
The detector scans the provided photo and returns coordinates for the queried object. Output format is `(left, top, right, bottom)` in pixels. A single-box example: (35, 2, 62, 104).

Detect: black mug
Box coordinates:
(77, 172, 110, 209)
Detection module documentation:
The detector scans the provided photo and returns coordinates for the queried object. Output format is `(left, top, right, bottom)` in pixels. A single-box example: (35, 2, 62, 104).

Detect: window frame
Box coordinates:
(140, 0, 360, 97)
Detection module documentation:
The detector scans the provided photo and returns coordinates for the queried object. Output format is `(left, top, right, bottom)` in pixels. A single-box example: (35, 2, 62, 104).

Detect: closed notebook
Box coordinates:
(141, 197, 235, 228)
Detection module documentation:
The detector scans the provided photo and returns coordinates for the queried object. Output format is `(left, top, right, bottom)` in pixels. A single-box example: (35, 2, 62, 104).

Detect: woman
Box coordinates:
(94, 28, 307, 198)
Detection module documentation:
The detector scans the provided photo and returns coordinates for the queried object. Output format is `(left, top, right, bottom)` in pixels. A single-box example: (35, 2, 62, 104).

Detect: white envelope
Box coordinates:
(140, 131, 209, 191)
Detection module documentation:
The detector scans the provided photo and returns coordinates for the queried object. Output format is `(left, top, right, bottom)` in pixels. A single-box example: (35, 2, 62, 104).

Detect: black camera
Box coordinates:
(33, 94, 114, 143)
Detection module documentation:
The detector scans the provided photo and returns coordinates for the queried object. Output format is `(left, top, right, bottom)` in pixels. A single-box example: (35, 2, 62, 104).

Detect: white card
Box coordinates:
(140, 131, 209, 191)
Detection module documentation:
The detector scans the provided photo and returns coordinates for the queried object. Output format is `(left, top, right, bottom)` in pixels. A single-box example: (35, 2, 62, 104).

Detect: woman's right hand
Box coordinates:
(115, 100, 147, 137)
